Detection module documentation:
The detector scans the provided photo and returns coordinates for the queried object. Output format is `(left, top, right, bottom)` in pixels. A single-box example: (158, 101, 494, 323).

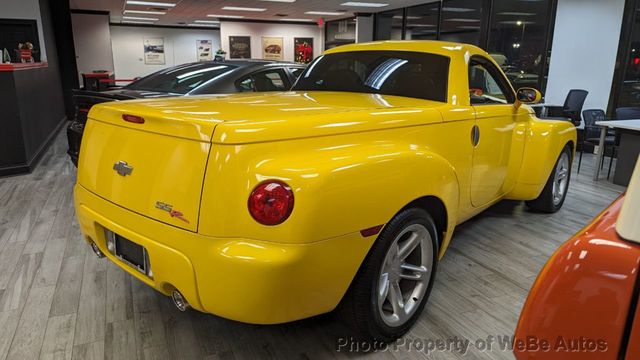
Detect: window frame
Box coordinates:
(468, 55, 516, 105)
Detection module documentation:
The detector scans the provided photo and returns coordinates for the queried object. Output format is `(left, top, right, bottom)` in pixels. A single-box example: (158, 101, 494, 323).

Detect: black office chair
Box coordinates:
(542, 89, 589, 126)
(579, 109, 615, 174)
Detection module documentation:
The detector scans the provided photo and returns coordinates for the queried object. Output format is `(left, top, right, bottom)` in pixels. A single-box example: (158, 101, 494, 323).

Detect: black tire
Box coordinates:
(526, 144, 572, 213)
(338, 208, 439, 342)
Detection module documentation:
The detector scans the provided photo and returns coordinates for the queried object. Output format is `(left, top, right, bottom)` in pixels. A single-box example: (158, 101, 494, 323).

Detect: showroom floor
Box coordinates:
(0, 131, 625, 360)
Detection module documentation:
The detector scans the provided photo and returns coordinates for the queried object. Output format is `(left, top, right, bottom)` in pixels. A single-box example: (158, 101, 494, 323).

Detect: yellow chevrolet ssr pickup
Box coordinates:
(74, 41, 576, 341)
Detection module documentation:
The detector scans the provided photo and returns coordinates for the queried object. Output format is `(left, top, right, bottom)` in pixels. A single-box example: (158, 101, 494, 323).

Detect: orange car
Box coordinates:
(514, 160, 640, 359)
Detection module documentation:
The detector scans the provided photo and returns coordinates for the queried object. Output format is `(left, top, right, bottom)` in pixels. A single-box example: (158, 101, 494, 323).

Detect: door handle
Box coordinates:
(471, 125, 480, 146)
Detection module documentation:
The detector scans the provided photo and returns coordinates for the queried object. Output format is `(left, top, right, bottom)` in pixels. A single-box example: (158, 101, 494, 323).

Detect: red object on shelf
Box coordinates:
(0, 62, 48, 72)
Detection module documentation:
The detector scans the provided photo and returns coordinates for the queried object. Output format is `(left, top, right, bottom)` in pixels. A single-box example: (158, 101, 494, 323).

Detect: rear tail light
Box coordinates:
(248, 180, 294, 225)
(122, 114, 145, 124)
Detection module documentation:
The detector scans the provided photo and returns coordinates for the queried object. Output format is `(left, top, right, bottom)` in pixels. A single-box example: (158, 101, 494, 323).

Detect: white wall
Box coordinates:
(220, 21, 323, 62)
(110, 26, 221, 79)
(72, 13, 114, 81)
(545, 0, 625, 112)
(3, 0, 47, 61)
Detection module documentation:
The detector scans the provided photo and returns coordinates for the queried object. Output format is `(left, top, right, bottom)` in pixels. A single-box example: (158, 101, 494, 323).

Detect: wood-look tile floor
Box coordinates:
(0, 131, 626, 360)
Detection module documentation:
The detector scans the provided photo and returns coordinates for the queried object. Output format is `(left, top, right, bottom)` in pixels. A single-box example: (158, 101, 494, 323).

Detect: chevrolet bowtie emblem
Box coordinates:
(113, 161, 133, 176)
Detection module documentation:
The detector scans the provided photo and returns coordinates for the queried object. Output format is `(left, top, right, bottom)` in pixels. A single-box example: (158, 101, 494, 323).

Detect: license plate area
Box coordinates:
(105, 230, 151, 277)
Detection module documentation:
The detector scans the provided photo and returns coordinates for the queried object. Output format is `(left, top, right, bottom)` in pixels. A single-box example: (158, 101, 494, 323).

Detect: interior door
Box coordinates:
(469, 57, 518, 207)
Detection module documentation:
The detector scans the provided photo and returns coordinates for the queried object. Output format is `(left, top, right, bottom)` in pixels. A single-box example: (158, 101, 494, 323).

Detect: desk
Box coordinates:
(594, 120, 640, 184)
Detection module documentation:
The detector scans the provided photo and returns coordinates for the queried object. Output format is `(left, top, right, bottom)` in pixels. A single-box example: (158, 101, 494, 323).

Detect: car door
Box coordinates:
(235, 68, 291, 92)
(468, 56, 519, 208)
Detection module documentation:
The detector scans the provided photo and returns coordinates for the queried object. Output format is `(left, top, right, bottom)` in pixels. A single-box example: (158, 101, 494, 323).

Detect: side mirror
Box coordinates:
(516, 87, 542, 105)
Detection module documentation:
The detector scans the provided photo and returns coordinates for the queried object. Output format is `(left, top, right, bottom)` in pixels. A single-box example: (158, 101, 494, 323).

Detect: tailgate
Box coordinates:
(77, 103, 215, 232)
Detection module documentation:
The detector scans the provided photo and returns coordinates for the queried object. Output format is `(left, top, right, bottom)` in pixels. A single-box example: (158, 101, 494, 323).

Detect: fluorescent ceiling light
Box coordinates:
(442, 7, 474, 12)
(305, 11, 346, 16)
(498, 12, 536, 16)
(123, 16, 159, 21)
(221, 6, 267, 12)
(207, 14, 245, 18)
(126, 1, 176, 7)
(340, 2, 388, 7)
(195, 20, 220, 23)
(188, 23, 218, 27)
(279, 18, 315, 22)
(409, 24, 436, 27)
(445, 18, 480, 22)
(122, 20, 156, 24)
(124, 10, 166, 15)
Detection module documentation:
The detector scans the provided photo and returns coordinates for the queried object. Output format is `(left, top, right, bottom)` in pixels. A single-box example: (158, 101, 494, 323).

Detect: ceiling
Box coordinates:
(69, 0, 436, 27)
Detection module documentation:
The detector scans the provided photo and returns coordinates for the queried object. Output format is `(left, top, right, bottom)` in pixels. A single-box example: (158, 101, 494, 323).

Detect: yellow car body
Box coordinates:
(74, 41, 576, 324)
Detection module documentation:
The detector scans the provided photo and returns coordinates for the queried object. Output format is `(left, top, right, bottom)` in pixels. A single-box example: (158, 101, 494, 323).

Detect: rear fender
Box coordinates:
(506, 118, 576, 200)
(199, 131, 459, 253)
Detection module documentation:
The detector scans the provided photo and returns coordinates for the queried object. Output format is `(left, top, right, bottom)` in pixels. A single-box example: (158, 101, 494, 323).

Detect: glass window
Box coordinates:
(290, 68, 305, 79)
(293, 51, 450, 102)
(374, 8, 404, 40)
(236, 69, 290, 92)
(126, 63, 238, 94)
(325, 18, 356, 50)
(439, 0, 485, 46)
(487, 0, 553, 93)
(469, 59, 513, 104)
(405, 2, 440, 40)
(614, 1, 640, 109)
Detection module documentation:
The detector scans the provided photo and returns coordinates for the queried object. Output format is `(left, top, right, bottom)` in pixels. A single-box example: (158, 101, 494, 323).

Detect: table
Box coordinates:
(594, 120, 640, 182)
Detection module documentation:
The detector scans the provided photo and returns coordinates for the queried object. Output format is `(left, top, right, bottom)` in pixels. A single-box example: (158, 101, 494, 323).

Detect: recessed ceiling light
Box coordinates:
(122, 20, 156, 24)
(305, 11, 346, 16)
(221, 6, 267, 12)
(195, 20, 220, 23)
(207, 14, 245, 19)
(442, 7, 474, 12)
(123, 16, 159, 21)
(125, 1, 176, 7)
(279, 18, 315, 22)
(124, 10, 166, 15)
(340, 2, 388, 7)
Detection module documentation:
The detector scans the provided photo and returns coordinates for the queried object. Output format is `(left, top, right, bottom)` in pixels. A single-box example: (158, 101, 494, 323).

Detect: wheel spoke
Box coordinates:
(400, 263, 428, 281)
(388, 280, 405, 318)
(557, 169, 568, 180)
(398, 232, 419, 260)
(378, 273, 390, 304)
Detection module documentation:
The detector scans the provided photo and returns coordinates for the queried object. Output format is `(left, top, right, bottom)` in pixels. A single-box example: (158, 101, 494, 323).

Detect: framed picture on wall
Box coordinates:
(197, 40, 213, 61)
(229, 36, 251, 59)
(294, 38, 313, 64)
(262, 37, 283, 61)
(143, 37, 165, 65)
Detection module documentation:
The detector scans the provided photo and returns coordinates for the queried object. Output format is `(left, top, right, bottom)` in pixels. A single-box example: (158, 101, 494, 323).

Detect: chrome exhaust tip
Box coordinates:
(90, 242, 105, 258)
(171, 290, 190, 312)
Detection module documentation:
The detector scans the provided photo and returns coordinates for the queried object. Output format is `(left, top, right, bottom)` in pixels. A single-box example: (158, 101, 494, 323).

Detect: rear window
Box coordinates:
(126, 63, 238, 94)
(292, 51, 449, 102)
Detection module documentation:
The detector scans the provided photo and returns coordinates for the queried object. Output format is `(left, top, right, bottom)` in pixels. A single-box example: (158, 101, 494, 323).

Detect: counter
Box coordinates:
(0, 62, 66, 176)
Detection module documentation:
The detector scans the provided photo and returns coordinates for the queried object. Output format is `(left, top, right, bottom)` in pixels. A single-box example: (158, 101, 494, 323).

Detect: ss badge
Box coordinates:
(155, 201, 190, 224)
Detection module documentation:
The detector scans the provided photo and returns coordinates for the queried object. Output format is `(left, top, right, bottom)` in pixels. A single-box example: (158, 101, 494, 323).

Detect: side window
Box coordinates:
(468, 60, 513, 105)
(236, 77, 254, 92)
(290, 68, 304, 79)
(251, 69, 290, 92)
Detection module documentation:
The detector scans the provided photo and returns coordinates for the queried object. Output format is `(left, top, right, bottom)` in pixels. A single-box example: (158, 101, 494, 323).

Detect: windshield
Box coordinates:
(293, 51, 449, 102)
(126, 63, 238, 94)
